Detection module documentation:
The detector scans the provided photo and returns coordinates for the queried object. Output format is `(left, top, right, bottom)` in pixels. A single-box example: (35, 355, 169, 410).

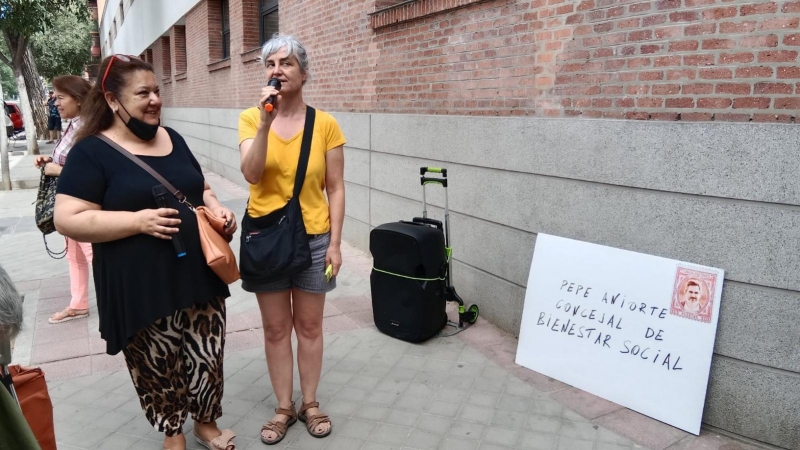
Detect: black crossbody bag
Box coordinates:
(239, 106, 316, 284)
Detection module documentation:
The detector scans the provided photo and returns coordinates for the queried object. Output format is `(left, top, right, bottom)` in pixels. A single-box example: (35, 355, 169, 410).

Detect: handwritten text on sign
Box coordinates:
(515, 234, 724, 435)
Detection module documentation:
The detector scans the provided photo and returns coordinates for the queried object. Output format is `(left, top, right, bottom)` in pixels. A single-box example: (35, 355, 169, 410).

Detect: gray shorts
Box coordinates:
(241, 232, 337, 294)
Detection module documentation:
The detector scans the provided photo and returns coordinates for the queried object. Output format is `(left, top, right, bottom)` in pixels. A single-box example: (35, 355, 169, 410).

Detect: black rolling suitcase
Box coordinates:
(370, 167, 479, 343)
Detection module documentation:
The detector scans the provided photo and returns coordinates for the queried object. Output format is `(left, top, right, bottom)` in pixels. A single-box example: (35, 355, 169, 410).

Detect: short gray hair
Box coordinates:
(0, 264, 23, 340)
(260, 34, 310, 82)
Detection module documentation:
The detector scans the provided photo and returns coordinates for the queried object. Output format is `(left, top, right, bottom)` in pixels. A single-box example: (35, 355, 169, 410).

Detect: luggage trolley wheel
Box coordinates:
(465, 304, 479, 324)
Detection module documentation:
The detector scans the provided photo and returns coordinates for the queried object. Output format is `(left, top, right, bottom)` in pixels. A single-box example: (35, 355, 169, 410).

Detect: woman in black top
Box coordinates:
(54, 55, 238, 450)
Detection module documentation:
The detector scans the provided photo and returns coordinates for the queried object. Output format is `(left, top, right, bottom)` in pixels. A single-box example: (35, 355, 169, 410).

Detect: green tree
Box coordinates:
(0, 63, 17, 98)
(0, 0, 89, 154)
(30, 8, 92, 79)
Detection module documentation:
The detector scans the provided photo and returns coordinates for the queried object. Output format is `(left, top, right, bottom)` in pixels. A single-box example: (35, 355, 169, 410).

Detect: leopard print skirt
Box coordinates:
(122, 297, 227, 436)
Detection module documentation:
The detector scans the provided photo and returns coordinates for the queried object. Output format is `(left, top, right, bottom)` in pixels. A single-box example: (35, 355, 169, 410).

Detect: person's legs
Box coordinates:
(257, 289, 295, 442)
(67, 239, 92, 311)
(123, 312, 189, 450)
(182, 297, 235, 449)
(292, 288, 329, 435)
(49, 239, 90, 323)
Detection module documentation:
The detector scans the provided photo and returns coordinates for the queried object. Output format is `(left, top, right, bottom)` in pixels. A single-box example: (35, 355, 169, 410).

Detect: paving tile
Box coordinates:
(375, 379, 410, 394)
(93, 410, 140, 432)
(361, 442, 404, 450)
(550, 387, 625, 420)
(338, 418, 378, 440)
(424, 400, 461, 418)
(53, 420, 84, 442)
(595, 443, 634, 450)
(394, 394, 430, 412)
(467, 391, 500, 408)
(526, 414, 563, 434)
(415, 414, 453, 435)
(405, 429, 443, 450)
(448, 421, 485, 440)
(354, 405, 392, 421)
(59, 426, 112, 448)
(386, 409, 420, 428)
(365, 389, 400, 407)
(434, 386, 467, 404)
(333, 359, 366, 374)
(471, 377, 506, 394)
(498, 394, 531, 414)
(479, 443, 514, 450)
(559, 420, 600, 441)
(90, 432, 142, 449)
(325, 435, 366, 450)
(557, 436, 595, 450)
(334, 386, 370, 403)
(596, 408, 689, 450)
(371, 424, 411, 445)
(31, 337, 90, 364)
(441, 436, 480, 450)
(484, 426, 522, 447)
(457, 404, 495, 424)
(325, 398, 360, 416)
(519, 431, 559, 450)
(530, 399, 564, 418)
(349, 375, 382, 391)
(361, 363, 394, 378)
(491, 410, 529, 430)
(292, 431, 329, 450)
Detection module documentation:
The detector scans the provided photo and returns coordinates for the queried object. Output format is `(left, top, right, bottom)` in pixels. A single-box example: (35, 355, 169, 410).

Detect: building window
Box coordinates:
(260, 0, 278, 45)
(119, 1, 124, 23)
(222, 0, 230, 59)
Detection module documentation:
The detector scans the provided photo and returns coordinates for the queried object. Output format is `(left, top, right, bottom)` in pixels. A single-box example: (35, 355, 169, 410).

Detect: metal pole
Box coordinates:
(422, 181, 428, 219)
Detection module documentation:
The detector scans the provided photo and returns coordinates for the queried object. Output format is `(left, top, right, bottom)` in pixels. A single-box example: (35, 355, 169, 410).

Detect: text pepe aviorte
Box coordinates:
(535, 280, 683, 371)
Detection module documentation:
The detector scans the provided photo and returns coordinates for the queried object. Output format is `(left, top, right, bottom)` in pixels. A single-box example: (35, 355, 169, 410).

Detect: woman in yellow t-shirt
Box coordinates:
(238, 35, 345, 444)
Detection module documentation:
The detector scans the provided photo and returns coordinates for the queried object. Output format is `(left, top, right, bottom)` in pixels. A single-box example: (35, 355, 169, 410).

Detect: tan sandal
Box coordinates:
(48, 307, 89, 324)
(298, 401, 332, 438)
(194, 428, 235, 450)
(260, 402, 297, 445)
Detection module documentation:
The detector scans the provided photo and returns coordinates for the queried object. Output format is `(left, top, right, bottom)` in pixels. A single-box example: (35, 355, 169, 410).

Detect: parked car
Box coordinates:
(4, 102, 23, 131)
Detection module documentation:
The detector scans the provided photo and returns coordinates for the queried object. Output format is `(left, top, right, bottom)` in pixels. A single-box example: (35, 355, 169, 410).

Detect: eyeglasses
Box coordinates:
(101, 54, 136, 93)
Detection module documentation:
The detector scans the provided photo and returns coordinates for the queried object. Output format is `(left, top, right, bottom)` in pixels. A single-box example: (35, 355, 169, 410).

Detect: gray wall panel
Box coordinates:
(371, 114, 800, 205)
(704, 357, 800, 450)
(344, 182, 370, 225)
(333, 112, 370, 150)
(344, 147, 371, 187)
(343, 216, 370, 254)
(714, 284, 800, 373)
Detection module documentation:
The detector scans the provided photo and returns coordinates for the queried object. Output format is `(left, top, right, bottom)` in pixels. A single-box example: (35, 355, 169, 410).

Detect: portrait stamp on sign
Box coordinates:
(670, 266, 717, 323)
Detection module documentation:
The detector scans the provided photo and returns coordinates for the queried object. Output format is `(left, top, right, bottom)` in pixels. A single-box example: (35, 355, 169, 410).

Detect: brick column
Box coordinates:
(171, 25, 187, 74)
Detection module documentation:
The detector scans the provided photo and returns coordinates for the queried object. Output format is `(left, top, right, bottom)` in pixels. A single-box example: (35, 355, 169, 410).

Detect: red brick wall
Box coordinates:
(152, 0, 800, 122)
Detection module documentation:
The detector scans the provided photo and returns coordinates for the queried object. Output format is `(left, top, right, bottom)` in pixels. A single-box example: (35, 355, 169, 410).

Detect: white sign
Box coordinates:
(516, 234, 724, 435)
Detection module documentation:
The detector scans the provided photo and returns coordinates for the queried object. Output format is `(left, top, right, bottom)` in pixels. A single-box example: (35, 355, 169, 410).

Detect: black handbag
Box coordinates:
(239, 106, 316, 284)
(34, 168, 66, 259)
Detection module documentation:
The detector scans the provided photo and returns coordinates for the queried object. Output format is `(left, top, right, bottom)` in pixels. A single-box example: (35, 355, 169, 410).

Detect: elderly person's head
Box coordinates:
(260, 34, 310, 95)
(0, 265, 23, 341)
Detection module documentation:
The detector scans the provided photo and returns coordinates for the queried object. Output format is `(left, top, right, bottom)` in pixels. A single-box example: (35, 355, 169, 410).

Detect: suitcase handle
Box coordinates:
(412, 217, 443, 229)
(420, 167, 447, 176)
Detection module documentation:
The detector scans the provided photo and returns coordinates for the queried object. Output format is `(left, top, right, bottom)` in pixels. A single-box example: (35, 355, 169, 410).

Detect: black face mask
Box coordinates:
(117, 103, 159, 141)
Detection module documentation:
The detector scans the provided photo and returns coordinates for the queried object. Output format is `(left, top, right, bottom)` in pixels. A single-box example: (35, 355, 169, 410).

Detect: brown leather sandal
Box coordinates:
(298, 401, 332, 438)
(260, 402, 297, 445)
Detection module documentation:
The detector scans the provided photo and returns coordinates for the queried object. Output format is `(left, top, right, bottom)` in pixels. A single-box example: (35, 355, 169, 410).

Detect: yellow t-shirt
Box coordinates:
(238, 107, 346, 234)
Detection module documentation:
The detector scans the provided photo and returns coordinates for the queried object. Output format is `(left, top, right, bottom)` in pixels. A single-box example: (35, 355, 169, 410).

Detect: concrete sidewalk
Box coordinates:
(0, 170, 771, 450)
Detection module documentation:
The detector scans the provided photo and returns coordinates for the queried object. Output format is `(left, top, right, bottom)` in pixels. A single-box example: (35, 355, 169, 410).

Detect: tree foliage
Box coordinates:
(30, 7, 93, 79)
(0, 63, 16, 97)
(0, 0, 89, 67)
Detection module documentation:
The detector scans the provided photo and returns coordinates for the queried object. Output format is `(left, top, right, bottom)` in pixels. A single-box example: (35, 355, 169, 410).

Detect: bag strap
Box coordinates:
(293, 106, 316, 199)
(95, 133, 191, 207)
